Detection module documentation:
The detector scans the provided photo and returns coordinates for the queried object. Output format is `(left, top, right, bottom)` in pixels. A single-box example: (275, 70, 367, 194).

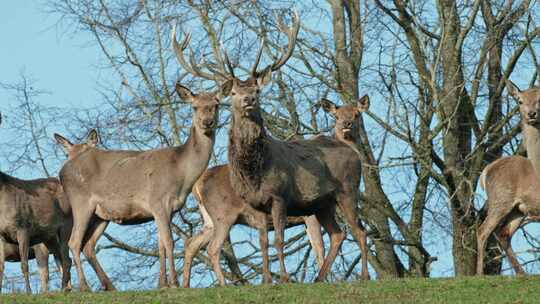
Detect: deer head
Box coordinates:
(175, 84, 229, 136)
(320, 95, 370, 141)
(54, 129, 99, 160)
(220, 11, 300, 119)
(507, 80, 540, 126)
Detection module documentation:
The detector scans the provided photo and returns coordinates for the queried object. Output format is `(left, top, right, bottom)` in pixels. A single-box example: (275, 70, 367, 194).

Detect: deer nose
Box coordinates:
(344, 121, 353, 128)
(202, 119, 215, 128)
(529, 111, 537, 119)
(242, 96, 256, 107)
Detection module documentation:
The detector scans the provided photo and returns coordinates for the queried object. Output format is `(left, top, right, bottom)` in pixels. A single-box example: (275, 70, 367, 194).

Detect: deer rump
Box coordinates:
(0, 174, 65, 244)
(230, 135, 361, 216)
(60, 147, 188, 225)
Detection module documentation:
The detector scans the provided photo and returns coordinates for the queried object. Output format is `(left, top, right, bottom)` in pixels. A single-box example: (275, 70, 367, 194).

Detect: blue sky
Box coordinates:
(0, 1, 102, 110)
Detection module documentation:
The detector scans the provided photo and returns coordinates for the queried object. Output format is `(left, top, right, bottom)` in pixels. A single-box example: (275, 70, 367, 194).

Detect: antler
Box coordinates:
(252, 10, 300, 77)
(172, 24, 229, 82)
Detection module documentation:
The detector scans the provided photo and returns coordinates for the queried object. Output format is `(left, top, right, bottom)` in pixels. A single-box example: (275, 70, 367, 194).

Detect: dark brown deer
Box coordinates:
(218, 12, 370, 282)
(183, 164, 324, 287)
(0, 112, 72, 294)
(56, 83, 228, 290)
(477, 80, 540, 275)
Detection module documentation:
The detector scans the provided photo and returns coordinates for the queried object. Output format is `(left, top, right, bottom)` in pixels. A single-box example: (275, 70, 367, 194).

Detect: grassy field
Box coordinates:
(1, 275, 536, 303)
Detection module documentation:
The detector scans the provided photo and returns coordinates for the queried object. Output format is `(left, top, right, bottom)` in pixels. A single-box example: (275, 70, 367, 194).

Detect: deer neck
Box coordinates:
(524, 122, 540, 176)
(181, 126, 216, 177)
(228, 111, 268, 194)
(336, 130, 362, 158)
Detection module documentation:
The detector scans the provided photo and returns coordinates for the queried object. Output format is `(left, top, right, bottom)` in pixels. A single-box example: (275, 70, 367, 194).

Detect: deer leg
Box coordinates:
(158, 238, 168, 288)
(69, 207, 93, 292)
(183, 225, 214, 288)
(46, 236, 71, 291)
(34, 244, 49, 293)
(476, 203, 514, 275)
(82, 219, 115, 291)
(155, 215, 178, 288)
(253, 213, 272, 285)
(314, 207, 344, 282)
(303, 215, 324, 270)
(17, 230, 31, 294)
(271, 197, 288, 283)
(495, 211, 526, 275)
(337, 194, 370, 280)
(0, 240, 5, 293)
(207, 226, 230, 286)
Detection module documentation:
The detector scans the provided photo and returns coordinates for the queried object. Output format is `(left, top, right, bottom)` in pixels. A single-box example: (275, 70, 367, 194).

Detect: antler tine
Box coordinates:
(222, 46, 236, 78)
(270, 9, 300, 72)
(171, 24, 221, 81)
(250, 37, 265, 77)
(253, 9, 300, 76)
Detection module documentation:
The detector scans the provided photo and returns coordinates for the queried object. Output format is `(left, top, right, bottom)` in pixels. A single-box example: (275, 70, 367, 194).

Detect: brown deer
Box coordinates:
(183, 164, 324, 287)
(0, 112, 72, 293)
(217, 12, 370, 282)
(56, 83, 228, 290)
(477, 80, 540, 275)
(54, 130, 117, 291)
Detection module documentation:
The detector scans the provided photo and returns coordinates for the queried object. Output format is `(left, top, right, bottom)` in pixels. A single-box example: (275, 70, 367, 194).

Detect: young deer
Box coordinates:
(56, 83, 228, 290)
(0, 112, 72, 294)
(221, 12, 370, 282)
(477, 80, 540, 275)
(183, 166, 324, 287)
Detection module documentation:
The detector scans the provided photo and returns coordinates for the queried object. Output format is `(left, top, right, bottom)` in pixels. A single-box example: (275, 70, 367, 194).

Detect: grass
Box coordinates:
(1, 275, 537, 303)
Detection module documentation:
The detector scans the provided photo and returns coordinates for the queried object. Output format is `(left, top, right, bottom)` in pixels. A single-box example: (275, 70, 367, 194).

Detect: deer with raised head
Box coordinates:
(183, 164, 324, 287)
(216, 11, 370, 282)
(56, 81, 228, 290)
(477, 80, 540, 275)
(0, 112, 71, 293)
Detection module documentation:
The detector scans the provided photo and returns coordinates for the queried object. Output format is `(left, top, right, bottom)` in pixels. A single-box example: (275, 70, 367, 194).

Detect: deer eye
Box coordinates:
(231, 92, 236, 96)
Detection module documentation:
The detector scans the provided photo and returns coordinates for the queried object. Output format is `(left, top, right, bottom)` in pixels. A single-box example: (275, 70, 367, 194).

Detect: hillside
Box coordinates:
(2, 275, 536, 303)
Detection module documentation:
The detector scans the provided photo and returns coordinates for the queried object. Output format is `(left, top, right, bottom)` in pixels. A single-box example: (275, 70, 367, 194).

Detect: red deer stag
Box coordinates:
(57, 83, 228, 290)
(477, 80, 540, 275)
(220, 11, 370, 282)
(183, 164, 324, 287)
(0, 112, 71, 293)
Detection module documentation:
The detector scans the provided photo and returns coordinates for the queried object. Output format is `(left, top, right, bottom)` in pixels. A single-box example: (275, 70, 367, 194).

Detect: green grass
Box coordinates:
(1, 275, 537, 304)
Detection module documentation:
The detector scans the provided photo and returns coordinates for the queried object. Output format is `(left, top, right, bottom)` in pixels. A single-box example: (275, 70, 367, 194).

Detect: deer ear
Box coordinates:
(54, 133, 73, 152)
(320, 98, 338, 115)
(220, 79, 233, 98)
(175, 83, 195, 102)
(86, 129, 99, 146)
(256, 67, 272, 88)
(357, 95, 370, 113)
(506, 79, 521, 100)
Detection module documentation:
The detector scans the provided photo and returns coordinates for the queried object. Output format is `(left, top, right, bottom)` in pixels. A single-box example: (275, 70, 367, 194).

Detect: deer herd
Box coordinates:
(0, 11, 540, 295)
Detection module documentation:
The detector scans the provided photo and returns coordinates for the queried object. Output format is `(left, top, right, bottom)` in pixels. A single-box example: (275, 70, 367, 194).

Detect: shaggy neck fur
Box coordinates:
(228, 110, 268, 199)
(523, 122, 540, 176)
